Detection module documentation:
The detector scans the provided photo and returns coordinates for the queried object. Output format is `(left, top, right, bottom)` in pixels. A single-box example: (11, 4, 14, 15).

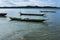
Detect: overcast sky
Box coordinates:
(0, 0, 57, 7)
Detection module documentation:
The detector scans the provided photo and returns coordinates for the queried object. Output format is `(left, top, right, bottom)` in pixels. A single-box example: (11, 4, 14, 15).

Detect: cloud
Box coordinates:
(29, 0, 56, 6)
(0, 0, 56, 7)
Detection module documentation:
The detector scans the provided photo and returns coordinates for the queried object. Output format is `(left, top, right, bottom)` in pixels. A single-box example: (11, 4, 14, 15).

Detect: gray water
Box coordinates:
(0, 8, 59, 40)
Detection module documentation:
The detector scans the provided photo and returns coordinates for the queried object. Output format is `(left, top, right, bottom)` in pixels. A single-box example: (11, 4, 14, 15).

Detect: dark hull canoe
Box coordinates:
(20, 13, 44, 16)
(0, 13, 7, 16)
(40, 11, 56, 13)
(9, 17, 45, 22)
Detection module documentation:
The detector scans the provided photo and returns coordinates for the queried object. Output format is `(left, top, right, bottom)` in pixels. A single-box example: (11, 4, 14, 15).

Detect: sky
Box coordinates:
(0, 0, 58, 7)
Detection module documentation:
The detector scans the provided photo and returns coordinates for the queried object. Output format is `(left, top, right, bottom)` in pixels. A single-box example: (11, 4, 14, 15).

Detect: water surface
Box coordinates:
(0, 8, 59, 40)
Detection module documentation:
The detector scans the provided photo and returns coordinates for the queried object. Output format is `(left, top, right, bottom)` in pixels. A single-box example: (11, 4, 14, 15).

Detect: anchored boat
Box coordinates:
(40, 10, 56, 13)
(20, 13, 44, 16)
(0, 13, 7, 17)
(9, 17, 45, 22)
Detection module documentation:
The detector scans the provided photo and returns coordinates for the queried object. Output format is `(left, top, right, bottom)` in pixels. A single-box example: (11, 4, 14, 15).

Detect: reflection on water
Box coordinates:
(0, 19, 48, 40)
(0, 8, 59, 40)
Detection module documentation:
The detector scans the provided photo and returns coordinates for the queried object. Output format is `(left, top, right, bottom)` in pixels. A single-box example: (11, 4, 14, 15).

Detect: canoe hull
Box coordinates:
(20, 13, 44, 16)
(0, 13, 7, 17)
(40, 11, 56, 13)
(10, 17, 45, 22)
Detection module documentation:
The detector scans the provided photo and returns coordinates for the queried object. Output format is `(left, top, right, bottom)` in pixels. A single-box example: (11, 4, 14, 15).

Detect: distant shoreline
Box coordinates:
(0, 6, 59, 9)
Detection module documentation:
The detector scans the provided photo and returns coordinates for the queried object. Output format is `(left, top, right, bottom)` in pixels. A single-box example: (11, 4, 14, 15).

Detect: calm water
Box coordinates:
(0, 8, 59, 40)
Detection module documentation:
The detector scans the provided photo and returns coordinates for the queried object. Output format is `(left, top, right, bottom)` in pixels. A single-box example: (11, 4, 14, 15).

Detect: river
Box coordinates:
(0, 8, 59, 40)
